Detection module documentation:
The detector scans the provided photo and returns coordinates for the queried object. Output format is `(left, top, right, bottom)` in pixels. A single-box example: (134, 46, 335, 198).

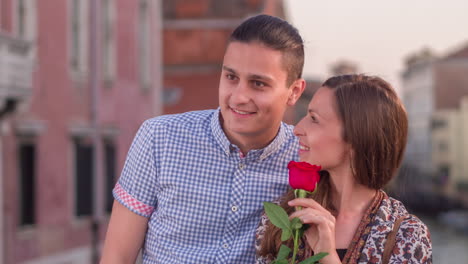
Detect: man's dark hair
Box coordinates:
(229, 14, 304, 86)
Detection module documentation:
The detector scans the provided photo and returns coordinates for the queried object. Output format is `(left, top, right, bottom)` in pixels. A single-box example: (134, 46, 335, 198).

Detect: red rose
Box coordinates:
(288, 161, 321, 192)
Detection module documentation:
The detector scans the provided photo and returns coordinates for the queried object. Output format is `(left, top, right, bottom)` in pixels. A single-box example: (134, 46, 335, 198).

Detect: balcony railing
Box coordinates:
(0, 33, 33, 106)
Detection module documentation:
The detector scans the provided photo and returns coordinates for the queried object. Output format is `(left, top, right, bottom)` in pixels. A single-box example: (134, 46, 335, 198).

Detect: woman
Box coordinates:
(256, 75, 432, 263)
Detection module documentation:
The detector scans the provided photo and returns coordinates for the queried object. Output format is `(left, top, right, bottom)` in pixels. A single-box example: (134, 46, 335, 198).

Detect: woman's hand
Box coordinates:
(288, 198, 341, 264)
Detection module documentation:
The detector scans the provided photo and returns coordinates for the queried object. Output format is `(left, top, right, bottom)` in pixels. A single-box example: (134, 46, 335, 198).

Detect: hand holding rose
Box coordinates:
(263, 161, 328, 264)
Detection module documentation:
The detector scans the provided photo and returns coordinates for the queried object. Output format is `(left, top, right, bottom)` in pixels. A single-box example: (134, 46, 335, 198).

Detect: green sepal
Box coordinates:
(310, 182, 319, 195)
(294, 188, 309, 199)
(291, 217, 303, 230)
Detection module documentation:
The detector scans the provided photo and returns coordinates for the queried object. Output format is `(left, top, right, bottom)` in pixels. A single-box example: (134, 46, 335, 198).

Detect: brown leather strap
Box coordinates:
(382, 215, 407, 264)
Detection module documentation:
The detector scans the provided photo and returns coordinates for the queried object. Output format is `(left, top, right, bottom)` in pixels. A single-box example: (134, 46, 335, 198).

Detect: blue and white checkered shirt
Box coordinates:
(114, 109, 299, 263)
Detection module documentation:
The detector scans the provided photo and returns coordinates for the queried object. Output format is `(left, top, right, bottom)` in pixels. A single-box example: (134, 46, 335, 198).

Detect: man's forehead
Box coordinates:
(222, 42, 287, 81)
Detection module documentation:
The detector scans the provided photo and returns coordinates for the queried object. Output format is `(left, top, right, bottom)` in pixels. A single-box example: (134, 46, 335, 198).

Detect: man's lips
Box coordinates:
(230, 107, 256, 116)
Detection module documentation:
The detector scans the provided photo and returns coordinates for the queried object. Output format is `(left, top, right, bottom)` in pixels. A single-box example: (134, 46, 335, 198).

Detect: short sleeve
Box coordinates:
(390, 215, 433, 263)
(113, 119, 163, 218)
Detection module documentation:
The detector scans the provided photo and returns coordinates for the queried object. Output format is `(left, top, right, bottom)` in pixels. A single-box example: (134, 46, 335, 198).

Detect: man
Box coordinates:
(100, 14, 305, 263)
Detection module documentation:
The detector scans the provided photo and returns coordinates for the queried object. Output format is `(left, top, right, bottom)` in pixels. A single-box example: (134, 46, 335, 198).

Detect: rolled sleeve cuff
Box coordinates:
(113, 183, 155, 218)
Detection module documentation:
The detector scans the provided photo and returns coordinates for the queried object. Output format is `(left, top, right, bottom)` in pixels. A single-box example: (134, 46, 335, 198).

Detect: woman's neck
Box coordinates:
(329, 172, 377, 215)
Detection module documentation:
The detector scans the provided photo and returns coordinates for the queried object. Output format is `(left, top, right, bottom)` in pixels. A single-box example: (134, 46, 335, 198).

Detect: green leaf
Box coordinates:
(272, 260, 288, 264)
(298, 252, 329, 264)
(291, 217, 303, 230)
(263, 202, 292, 231)
(281, 228, 291, 241)
(276, 245, 291, 260)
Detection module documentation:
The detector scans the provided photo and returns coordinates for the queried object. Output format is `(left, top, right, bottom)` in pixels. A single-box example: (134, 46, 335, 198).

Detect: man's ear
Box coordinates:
(287, 78, 306, 106)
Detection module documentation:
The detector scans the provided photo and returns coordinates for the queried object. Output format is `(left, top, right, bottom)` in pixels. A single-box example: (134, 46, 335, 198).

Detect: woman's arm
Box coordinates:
(100, 200, 149, 264)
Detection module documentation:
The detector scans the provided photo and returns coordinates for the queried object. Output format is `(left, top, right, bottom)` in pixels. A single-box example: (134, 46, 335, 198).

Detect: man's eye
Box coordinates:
(253, 80, 265, 88)
(311, 115, 318, 122)
(226, 74, 237, 81)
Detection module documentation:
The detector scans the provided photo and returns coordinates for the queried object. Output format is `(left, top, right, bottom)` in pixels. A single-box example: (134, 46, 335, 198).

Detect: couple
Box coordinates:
(100, 15, 432, 263)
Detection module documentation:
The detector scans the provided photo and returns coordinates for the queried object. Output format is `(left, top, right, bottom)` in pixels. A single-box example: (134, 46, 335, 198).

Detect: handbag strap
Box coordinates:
(382, 215, 408, 264)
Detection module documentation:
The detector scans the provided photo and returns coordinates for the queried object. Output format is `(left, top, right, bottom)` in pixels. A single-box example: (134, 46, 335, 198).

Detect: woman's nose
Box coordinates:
(293, 117, 306, 136)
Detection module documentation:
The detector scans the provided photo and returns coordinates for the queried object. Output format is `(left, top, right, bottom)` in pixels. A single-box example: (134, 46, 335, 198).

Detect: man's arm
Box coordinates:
(100, 200, 149, 264)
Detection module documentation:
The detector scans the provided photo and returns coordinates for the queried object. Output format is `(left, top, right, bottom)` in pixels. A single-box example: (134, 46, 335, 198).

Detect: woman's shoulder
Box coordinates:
(377, 193, 430, 239)
(390, 214, 432, 263)
(375, 192, 433, 263)
(377, 192, 409, 220)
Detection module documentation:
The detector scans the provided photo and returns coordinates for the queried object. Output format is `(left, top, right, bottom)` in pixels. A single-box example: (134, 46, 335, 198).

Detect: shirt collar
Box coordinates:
(210, 108, 288, 160)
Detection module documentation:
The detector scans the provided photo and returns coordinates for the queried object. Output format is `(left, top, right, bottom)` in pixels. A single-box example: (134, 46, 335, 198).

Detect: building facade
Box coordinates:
(431, 98, 468, 196)
(0, 0, 163, 263)
(401, 51, 435, 178)
(0, 3, 35, 263)
(402, 44, 468, 195)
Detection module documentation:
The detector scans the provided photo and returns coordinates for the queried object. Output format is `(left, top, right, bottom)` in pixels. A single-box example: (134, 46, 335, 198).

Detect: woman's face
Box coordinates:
(294, 87, 351, 172)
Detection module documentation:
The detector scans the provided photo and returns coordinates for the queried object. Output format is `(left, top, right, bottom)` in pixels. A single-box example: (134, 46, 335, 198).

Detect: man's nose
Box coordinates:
(230, 82, 250, 104)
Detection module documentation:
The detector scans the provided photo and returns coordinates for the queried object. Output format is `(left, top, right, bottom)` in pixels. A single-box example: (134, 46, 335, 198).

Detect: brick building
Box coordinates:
(162, 0, 287, 114)
(0, 0, 162, 263)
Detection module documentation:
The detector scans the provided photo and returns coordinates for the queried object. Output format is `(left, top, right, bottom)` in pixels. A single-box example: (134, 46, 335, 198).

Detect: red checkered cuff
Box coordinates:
(114, 183, 154, 217)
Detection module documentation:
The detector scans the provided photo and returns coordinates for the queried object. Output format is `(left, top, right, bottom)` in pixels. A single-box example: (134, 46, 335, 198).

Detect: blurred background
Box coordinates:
(0, 0, 466, 263)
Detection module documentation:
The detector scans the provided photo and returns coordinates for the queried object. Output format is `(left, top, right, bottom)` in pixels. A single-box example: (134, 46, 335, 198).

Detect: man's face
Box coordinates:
(219, 41, 300, 145)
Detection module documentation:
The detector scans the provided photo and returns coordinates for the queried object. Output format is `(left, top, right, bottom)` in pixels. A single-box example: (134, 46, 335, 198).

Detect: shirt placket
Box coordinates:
(215, 154, 247, 263)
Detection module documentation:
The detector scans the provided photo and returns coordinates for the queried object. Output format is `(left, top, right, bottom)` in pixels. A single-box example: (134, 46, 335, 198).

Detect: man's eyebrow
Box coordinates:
(222, 66, 236, 74)
(222, 66, 274, 83)
(250, 74, 274, 83)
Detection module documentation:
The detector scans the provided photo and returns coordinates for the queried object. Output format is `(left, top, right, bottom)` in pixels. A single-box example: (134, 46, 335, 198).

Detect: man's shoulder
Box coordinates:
(281, 122, 296, 136)
(280, 122, 299, 147)
(144, 109, 216, 128)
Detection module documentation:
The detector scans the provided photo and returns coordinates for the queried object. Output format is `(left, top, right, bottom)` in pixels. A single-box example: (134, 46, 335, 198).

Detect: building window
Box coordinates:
(69, 0, 89, 74)
(104, 141, 116, 213)
(431, 118, 447, 130)
(18, 142, 36, 226)
(15, 0, 37, 41)
(438, 141, 448, 152)
(139, 0, 152, 90)
(102, 0, 116, 84)
(70, 0, 80, 69)
(74, 139, 94, 217)
(17, 0, 26, 37)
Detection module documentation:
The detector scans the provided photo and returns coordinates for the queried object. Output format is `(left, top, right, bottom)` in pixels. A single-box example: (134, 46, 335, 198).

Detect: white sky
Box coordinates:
(285, 0, 468, 92)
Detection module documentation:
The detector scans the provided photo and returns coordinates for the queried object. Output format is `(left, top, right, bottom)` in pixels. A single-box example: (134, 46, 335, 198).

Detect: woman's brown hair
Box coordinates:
(258, 74, 408, 258)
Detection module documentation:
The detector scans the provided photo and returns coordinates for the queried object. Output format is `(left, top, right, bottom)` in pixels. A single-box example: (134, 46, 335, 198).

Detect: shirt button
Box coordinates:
(231, 206, 238, 212)
(223, 243, 229, 248)
(239, 163, 245, 169)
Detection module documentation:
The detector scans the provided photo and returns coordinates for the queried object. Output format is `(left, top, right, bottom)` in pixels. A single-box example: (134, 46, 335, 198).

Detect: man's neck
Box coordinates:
(226, 126, 281, 156)
(230, 133, 276, 156)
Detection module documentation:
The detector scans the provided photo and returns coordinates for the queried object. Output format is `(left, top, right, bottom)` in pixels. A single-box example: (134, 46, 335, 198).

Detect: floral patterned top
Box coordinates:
(255, 191, 433, 263)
